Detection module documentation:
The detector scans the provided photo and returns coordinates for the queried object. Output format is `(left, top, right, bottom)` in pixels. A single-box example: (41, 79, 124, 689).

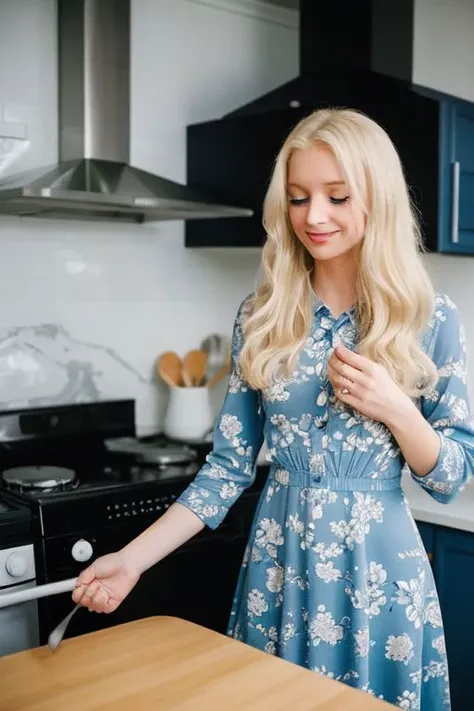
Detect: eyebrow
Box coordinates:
(287, 181, 346, 189)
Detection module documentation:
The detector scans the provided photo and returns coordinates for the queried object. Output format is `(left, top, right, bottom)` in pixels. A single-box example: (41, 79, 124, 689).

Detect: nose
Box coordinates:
(306, 196, 330, 226)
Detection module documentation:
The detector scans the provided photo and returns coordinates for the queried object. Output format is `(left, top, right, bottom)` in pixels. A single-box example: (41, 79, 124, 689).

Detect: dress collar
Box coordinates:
(311, 291, 357, 326)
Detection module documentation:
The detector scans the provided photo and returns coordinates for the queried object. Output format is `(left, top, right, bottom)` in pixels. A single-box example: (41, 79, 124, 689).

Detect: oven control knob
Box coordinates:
(71, 539, 94, 563)
(5, 553, 27, 578)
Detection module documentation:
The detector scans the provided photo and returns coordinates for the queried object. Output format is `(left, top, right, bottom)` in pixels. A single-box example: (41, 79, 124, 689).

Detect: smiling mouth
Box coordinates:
(306, 230, 339, 243)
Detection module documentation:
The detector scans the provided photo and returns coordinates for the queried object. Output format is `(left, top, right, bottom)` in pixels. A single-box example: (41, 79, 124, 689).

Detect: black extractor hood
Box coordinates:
(0, 0, 252, 223)
(185, 0, 446, 249)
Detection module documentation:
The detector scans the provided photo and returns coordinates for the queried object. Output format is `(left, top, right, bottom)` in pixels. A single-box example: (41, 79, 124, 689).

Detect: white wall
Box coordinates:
(0, 0, 298, 434)
(413, 0, 474, 103)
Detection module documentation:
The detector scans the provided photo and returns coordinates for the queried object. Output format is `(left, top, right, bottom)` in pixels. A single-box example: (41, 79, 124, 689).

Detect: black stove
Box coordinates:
(0, 399, 202, 538)
(0, 399, 266, 645)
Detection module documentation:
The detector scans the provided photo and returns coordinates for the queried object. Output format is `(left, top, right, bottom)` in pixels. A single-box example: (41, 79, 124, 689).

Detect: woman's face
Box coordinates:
(287, 143, 366, 262)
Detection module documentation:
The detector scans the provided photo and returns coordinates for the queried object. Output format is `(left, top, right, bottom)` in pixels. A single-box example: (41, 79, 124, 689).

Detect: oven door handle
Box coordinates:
(0, 577, 78, 609)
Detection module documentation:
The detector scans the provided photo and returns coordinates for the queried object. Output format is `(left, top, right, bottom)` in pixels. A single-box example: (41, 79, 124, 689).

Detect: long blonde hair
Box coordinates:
(239, 108, 437, 397)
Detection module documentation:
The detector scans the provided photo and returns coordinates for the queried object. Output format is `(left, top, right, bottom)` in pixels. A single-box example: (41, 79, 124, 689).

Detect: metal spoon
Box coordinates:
(48, 604, 80, 651)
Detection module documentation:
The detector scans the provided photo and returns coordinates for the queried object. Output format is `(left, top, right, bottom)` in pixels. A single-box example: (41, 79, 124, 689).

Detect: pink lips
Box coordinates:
(306, 230, 339, 244)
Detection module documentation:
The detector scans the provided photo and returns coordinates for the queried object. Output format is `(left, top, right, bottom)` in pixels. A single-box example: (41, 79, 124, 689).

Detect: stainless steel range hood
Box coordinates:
(0, 0, 253, 223)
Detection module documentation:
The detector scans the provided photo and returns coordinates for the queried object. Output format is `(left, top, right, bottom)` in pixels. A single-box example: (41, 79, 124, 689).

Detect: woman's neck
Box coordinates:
(312, 255, 358, 319)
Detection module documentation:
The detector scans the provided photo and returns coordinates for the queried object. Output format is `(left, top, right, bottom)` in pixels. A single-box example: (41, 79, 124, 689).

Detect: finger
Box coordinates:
(328, 361, 367, 387)
(88, 587, 110, 614)
(336, 387, 362, 406)
(75, 566, 96, 587)
(335, 345, 372, 373)
(330, 370, 359, 394)
(72, 584, 88, 604)
(79, 580, 101, 610)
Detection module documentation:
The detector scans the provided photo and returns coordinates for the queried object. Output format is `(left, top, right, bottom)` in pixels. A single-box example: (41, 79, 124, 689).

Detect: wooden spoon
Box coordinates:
(182, 349, 208, 387)
(156, 351, 183, 387)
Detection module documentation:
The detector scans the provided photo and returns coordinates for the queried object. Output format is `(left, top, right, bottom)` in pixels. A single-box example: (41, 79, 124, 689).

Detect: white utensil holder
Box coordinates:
(163, 387, 214, 443)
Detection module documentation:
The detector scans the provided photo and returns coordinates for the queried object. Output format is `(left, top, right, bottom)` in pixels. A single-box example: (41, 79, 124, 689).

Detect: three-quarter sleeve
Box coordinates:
(411, 295, 474, 503)
(176, 298, 265, 529)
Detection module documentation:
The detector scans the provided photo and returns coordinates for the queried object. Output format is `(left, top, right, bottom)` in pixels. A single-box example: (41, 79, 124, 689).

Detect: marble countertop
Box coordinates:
(402, 471, 474, 533)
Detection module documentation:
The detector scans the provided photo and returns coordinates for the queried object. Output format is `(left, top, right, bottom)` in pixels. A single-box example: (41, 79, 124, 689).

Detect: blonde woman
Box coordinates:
(73, 109, 474, 709)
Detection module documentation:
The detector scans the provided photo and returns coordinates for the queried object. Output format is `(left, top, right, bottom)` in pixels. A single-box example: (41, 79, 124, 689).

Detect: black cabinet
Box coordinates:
(186, 80, 474, 254)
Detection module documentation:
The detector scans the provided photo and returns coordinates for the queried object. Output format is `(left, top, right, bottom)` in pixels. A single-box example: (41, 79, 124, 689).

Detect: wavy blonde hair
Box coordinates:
(239, 108, 438, 397)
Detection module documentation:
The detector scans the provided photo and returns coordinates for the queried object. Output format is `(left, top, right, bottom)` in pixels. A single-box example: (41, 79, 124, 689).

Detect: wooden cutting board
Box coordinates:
(0, 616, 395, 710)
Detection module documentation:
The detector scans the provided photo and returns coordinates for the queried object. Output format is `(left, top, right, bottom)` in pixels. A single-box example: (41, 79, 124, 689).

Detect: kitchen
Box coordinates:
(0, 0, 473, 709)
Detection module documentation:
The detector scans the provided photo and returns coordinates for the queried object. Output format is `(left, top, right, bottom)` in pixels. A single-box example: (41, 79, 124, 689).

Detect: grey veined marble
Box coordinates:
(0, 323, 150, 410)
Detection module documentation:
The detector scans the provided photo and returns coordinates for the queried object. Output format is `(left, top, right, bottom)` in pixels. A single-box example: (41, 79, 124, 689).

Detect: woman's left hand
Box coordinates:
(328, 344, 412, 426)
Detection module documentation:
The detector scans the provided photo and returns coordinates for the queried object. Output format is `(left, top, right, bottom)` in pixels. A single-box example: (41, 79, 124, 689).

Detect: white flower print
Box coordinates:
(330, 494, 384, 549)
(219, 414, 242, 440)
(354, 628, 371, 658)
(311, 666, 359, 683)
(439, 437, 465, 480)
(424, 600, 442, 628)
(308, 606, 346, 647)
(432, 635, 446, 657)
(228, 369, 248, 393)
(254, 518, 284, 558)
(385, 634, 414, 664)
(314, 541, 344, 561)
(422, 660, 448, 682)
(316, 561, 342, 583)
(274, 469, 290, 486)
(282, 623, 297, 642)
(396, 690, 420, 710)
(394, 574, 425, 629)
(219, 481, 240, 500)
(287, 513, 305, 535)
(301, 488, 338, 521)
(265, 380, 291, 403)
(346, 562, 388, 617)
(264, 640, 277, 655)
(200, 504, 220, 519)
(247, 589, 268, 617)
(309, 453, 325, 476)
(266, 566, 284, 593)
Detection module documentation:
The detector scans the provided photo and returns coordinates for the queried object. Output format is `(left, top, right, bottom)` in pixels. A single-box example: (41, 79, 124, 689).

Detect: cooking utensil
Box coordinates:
(200, 334, 230, 380)
(0, 577, 78, 609)
(206, 361, 232, 389)
(182, 349, 208, 387)
(205, 344, 232, 389)
(156, 351, 183, 387)
(48, 604, 81, 651)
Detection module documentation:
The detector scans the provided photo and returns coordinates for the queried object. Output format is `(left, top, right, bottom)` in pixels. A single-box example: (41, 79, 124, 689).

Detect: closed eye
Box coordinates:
(288, 197, 308, 206)
(289, 196, 350, 206)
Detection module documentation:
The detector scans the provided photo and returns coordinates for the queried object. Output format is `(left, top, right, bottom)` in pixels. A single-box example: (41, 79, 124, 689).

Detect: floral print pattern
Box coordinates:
(177, 293, 474, 709)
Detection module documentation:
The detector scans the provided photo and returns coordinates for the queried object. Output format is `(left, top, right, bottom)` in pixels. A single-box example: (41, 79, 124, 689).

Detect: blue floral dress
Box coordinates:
(177, 292, 474, 710)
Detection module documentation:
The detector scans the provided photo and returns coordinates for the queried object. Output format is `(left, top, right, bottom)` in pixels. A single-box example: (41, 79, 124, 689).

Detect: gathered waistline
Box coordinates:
(269, 467, 402, 492)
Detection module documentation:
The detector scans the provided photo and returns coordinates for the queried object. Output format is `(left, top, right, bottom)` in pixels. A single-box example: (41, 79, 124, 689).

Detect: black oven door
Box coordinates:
(37, 492, 259, 645)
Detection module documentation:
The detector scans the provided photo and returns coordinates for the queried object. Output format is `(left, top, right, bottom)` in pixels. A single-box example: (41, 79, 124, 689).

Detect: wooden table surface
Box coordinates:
(0, 616, 395, 710)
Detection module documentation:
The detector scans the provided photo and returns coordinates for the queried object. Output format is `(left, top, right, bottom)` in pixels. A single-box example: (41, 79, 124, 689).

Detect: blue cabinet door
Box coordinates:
(416, 520, 435, 563)
(439, 101, 474, 253)
(434, 527, 474, 711)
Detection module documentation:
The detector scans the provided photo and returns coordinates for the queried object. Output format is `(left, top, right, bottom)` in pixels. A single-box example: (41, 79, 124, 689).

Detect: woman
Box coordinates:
(73, 108, 474, 709)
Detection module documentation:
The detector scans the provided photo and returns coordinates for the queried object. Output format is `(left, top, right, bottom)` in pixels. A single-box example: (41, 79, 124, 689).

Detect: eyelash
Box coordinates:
(288, 196, 350, 206)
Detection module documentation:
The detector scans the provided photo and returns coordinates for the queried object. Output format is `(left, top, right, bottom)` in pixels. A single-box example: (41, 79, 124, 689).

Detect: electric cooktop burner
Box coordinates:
(2, 466, 78, 493)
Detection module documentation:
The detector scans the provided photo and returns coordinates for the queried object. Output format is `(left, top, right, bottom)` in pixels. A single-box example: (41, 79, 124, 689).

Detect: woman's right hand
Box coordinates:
(71, 550, 140, 614)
